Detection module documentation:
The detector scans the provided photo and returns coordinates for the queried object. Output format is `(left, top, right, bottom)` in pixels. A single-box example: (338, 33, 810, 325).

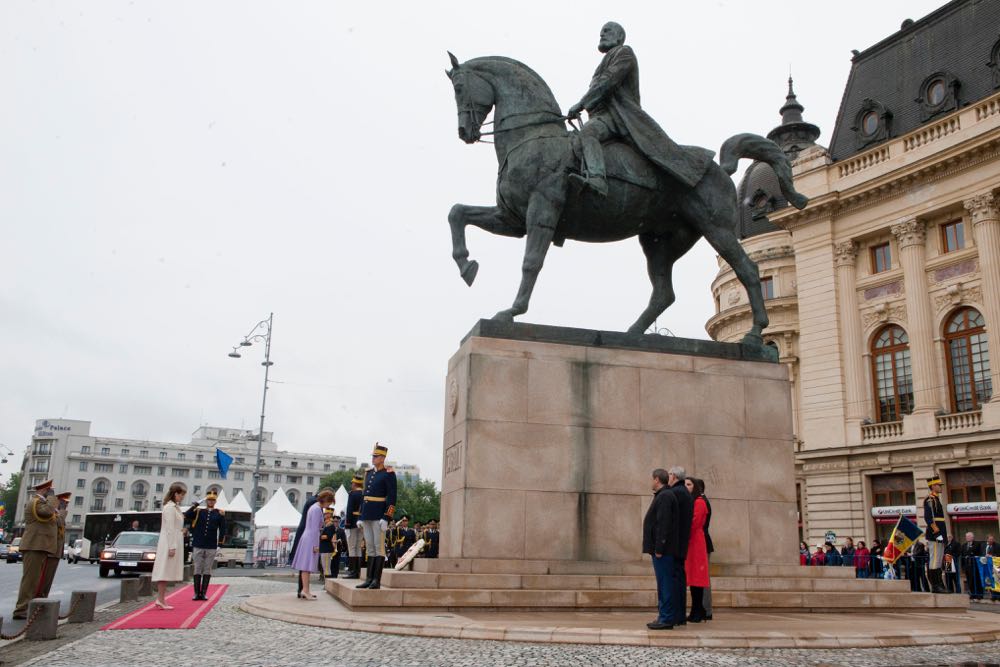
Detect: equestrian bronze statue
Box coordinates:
(446, 23, 807, 345)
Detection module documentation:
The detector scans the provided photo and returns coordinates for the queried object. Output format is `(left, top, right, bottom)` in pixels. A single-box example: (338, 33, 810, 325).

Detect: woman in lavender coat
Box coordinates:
(290, 489, 334, 599)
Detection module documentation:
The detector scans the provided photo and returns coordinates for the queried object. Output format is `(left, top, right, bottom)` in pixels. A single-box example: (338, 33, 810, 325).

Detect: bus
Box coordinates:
(214, 510, 252, 567)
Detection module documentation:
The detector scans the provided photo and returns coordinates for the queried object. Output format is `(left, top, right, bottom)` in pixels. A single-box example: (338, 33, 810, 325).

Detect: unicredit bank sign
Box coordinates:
(870, 505, 917, 517)
(946, 502, 998, 514)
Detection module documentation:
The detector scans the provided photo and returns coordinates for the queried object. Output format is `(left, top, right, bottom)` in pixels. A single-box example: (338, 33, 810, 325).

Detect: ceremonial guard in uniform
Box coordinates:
(923, 476, 948, 593)
(425, 519, 440, 558)
(385, 520, 400, 569)
(39, 492, 71, 598)
(184, 490, 226, 600)
(319, 509, 337, 580)
(13, 480, 60, 619)
(343, 472, 365, 579)
(356, 443, 397, 590)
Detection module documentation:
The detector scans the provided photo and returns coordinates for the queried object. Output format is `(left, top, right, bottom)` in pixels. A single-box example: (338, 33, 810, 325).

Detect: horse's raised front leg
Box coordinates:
(493, 177, 566, 322)
(448, 204, 524, 286)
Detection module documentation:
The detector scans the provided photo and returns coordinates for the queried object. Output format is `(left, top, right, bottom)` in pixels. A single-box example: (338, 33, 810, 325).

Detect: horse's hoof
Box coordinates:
(491, 309, 515, 323)
(626, 324, 645, 337)
(461, 260, 479, 286)
(789, 193, 809, 210)
(741, 331, 764, 347)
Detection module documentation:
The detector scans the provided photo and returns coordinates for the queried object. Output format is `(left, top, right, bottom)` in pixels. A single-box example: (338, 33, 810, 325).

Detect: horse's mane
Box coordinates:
(465, 56, 561, 113)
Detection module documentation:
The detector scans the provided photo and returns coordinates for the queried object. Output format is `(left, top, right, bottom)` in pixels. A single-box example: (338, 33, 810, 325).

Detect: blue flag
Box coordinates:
(215, 448, 234, 479)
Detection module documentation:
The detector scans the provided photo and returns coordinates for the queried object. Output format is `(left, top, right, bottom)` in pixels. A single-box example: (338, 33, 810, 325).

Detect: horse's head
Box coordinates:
(446, 52, 494, 144)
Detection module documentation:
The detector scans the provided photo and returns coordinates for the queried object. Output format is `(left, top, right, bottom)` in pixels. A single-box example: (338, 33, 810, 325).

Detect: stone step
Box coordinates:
(381, 570, 911, 593)
(327, 578, 966, 611)
(411, 559, 858, 579)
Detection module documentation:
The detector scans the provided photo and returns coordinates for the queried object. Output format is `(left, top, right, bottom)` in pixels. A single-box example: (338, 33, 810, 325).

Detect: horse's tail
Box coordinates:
(719, 133, 809, 210)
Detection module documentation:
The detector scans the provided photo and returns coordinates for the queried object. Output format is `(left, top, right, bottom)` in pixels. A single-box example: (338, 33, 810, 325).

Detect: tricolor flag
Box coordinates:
(215, 448, 234, 480)
(882, 515, 923, 565)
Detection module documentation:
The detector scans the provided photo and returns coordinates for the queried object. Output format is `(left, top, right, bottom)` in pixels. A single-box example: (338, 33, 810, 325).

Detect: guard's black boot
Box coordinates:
(200, 575, 211, 600)
(192, 575, 202, 600)
(356, 557, 374, 589)
(930, 569, 947, 594)
(343, 557, 360, 579)
(368, 556, 385, 590)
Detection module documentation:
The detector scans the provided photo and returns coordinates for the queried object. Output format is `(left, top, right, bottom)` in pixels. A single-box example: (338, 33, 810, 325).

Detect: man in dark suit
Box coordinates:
(667, 466, 693, 627)
(961, 531, 984, 599)
(643, 468, 678, 630)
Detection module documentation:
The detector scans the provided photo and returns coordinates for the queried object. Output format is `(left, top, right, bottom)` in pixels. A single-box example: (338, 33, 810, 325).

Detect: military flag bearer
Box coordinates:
(923, 476, 948, 594)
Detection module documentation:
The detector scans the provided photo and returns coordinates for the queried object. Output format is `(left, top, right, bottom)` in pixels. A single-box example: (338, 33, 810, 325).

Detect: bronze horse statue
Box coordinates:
(446, 54, 807, 345)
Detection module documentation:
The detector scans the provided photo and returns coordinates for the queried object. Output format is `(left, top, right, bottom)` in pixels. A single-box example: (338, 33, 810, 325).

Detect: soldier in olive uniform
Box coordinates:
(924, 476, 948, 594)
(13, 480, 60, 619)
(356, 443, 397, 590)
(38, 491, 71, 598)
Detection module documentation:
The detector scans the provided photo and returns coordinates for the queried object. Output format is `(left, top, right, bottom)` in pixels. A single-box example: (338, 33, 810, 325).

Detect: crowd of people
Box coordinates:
(285, 443, 440, 598)
(800, 532, 999, 598)
(642, 466, 713, 630)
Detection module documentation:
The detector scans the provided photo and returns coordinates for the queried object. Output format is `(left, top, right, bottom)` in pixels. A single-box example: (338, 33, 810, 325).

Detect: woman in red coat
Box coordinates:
(684, 477, 711, 623)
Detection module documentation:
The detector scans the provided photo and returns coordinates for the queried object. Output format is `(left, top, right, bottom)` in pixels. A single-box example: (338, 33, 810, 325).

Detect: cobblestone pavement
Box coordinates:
(6, 578, 1000, 667)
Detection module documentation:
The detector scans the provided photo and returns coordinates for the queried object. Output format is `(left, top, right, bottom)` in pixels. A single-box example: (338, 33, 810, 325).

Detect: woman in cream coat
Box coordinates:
(152, 483, 187, 609)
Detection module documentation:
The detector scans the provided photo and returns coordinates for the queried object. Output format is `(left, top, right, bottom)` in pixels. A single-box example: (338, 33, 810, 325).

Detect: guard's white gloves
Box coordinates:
(356, 520, 364, 529)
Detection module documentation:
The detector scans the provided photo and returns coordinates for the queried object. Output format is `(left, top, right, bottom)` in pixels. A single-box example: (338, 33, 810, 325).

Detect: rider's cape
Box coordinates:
(580, 45, 714, 189)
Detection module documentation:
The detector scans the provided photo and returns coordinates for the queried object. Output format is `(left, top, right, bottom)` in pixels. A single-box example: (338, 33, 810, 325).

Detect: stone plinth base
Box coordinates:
(325, 559, 965, 613)
(440, 321, 796, 566)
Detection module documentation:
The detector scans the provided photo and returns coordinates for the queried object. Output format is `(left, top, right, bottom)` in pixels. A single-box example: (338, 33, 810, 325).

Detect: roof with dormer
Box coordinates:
(828, 0, 1000, 161)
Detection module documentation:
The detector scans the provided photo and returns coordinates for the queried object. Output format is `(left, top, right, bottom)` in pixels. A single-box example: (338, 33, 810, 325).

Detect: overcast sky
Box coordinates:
(1, 0, 945, 488)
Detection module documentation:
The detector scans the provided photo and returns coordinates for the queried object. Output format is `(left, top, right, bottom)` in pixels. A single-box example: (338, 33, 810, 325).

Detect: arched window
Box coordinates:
(871, 325, 914, 422)
(287, 490, 299, 508)
(945, 308, 992, 412)
(93, 479, 110, 495)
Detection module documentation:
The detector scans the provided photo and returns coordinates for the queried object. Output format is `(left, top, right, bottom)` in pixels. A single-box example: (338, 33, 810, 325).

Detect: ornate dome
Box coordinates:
(737, 78, 821, 239)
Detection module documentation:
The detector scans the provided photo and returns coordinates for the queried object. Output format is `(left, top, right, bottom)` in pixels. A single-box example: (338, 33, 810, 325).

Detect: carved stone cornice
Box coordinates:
(963, 192, 999, 226)
(833, 241, 859, 267)
(890, 218, 927, 248)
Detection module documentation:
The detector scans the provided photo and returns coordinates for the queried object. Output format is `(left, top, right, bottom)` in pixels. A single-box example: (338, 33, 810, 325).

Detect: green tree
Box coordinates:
(394, 479, 440, 524)
(317, 469, 358, 493)
(1, 471, 22, 533)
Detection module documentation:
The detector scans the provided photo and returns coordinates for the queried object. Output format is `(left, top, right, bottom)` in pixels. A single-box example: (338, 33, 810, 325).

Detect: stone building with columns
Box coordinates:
(707, 0, 1000, 547)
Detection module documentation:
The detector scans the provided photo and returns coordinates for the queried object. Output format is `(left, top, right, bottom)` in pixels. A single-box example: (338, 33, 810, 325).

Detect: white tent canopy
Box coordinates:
(334, 485, 348, 520)
(228, 490, 252, 514)
(253, 486, 301, 528)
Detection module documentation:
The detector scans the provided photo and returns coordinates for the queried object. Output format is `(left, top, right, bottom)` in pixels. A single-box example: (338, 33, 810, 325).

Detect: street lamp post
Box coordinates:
(228, 313, 274, 567)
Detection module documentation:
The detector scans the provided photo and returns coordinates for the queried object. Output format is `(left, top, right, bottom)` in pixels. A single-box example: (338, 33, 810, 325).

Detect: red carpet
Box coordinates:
(101, 583, 228, 630)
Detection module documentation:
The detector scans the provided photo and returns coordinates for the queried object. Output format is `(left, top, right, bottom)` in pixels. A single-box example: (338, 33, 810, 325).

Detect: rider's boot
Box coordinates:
(570, 134, 609, 196)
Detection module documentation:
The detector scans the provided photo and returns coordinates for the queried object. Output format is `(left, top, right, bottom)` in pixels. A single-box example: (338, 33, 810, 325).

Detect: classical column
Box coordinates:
(965, 193, 1000, 423)
(890, 218, 940, 418)
(834, 241, 867, 444)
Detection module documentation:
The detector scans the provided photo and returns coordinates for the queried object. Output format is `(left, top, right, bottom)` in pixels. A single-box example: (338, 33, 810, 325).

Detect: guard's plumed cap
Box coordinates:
(927, 477, 943, 488)
(33, 479, 53, 492)
(372, 443, 388, 457)
(56, 492, 72, 501)
(351, 472, 364, 485)
(205, 490, 219, 500)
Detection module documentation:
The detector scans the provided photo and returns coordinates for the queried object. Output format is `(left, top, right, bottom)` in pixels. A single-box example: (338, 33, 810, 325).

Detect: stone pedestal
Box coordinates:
(440, 321, 797, 566)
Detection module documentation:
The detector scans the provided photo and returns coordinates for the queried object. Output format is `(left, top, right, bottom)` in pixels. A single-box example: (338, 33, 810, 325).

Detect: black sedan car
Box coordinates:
(99, 531, 158, 577)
